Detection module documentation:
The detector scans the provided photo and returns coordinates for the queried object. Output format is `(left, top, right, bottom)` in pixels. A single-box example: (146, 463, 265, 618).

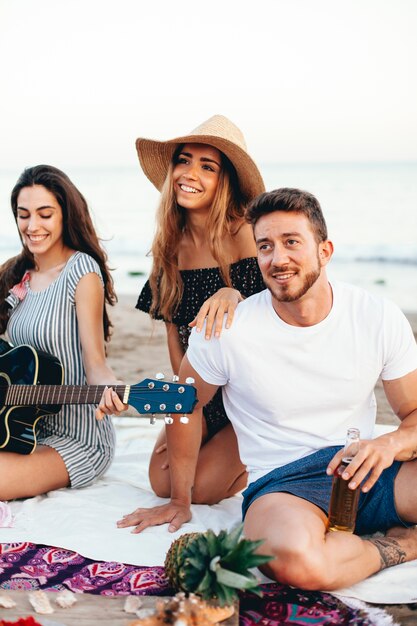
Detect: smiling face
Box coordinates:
(172, 143, 222, 213)
(16, 185, 65, 262)
(255, 211, 330, 304)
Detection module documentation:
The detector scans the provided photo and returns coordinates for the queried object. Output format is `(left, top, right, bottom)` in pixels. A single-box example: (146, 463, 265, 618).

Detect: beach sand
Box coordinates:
(107, 294, 417, 427)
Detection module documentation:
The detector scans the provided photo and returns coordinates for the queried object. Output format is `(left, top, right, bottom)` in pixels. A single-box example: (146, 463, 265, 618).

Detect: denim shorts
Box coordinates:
(242, 446, 411, 535)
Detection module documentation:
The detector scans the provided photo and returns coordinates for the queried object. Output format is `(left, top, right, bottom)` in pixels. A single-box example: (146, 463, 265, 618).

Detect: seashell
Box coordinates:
(55, 589, 77, 608)
(123, 595, 143, 613)
(29, 590, 54, 614)
(129, 592, 234, 624)
(0, 501, 14, 528)
(135, 607, 156, 619)
(0, 594, 17, 608)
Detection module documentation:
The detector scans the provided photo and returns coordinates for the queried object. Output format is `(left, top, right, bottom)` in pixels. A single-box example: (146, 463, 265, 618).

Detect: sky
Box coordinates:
(0, 0, 416, 169)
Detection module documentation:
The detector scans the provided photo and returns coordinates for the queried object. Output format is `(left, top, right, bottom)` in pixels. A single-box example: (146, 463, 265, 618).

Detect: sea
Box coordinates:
(1, 162, 417, 312)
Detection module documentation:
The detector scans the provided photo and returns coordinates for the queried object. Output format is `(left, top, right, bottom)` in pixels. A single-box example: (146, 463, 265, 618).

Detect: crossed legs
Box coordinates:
(244, 459, 417, 591)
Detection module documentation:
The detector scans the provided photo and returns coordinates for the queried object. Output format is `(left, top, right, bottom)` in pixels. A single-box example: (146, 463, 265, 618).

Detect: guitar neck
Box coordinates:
(6, 384, 129, 406)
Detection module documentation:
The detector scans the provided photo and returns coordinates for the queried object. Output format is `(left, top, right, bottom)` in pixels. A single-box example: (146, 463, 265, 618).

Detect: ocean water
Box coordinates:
(1, 162, 416, 311)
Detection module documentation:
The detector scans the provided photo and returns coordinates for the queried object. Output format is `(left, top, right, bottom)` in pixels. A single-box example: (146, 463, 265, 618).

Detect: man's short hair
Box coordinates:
(246, 188, 328, 243)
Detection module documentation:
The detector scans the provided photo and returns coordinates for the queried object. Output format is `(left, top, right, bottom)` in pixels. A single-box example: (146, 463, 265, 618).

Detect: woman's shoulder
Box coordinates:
(67, 251, 101, 274)
(65, 252, 103, 300)
(229, 257, 265, 297)
(230, 221, 257, 259)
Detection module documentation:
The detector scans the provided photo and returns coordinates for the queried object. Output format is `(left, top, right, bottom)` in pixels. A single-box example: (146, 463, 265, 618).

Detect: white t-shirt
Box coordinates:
(187, 281, 417, 484)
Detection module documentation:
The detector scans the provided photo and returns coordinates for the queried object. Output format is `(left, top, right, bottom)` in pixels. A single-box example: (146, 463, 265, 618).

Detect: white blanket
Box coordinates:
(1, 419, 416, 604)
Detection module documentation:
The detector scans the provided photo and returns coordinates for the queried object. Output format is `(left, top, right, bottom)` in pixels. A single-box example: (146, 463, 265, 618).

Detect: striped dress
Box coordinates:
(6, 252, 116, 488)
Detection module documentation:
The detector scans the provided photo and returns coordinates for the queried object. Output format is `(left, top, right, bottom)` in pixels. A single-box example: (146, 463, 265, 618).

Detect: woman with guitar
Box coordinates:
(113, 115, 266, 525)
(0, 165, 123, 499)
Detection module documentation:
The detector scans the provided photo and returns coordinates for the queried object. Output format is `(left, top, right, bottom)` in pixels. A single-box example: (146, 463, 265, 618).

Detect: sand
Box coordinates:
(107, 294, 417, 426)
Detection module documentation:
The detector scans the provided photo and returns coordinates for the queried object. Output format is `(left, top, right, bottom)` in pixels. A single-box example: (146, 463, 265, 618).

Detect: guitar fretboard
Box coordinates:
(5, 385, 127, 406)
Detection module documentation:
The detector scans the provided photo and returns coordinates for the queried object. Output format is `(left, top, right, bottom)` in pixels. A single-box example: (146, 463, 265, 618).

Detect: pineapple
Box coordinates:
(164, 524, 272, 607)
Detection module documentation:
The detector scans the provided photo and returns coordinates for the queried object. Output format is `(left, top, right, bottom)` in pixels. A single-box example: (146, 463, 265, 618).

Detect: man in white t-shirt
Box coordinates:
(122, 188, 417, 590)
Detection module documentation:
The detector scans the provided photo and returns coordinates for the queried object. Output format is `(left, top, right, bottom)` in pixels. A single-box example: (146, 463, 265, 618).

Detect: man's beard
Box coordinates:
(266, 257, 321, 303)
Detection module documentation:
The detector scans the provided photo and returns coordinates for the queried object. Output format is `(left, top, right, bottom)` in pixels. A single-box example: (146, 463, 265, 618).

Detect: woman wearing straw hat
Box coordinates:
(124, 115, 265, 512)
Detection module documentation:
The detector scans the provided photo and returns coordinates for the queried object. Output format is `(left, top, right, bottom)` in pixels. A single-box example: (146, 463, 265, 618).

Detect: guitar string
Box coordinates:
(3, 384, 194, 406)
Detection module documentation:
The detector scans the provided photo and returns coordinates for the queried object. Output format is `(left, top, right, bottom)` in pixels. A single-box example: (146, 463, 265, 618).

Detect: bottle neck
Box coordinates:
(344, 428, 360, 459)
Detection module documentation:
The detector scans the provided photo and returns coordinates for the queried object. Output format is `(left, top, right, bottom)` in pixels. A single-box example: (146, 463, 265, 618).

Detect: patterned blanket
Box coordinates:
(0, 542, 397, 625)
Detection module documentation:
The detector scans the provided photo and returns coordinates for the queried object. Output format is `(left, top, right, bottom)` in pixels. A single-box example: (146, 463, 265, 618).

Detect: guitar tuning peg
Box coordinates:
(180, 415, 189, 424)
(185, 377, 195, 385)
(150, 415, 156, 425)
(172, 375, 179, 382)
(165, 414, 174, 425)
(155, 372, 165, 380)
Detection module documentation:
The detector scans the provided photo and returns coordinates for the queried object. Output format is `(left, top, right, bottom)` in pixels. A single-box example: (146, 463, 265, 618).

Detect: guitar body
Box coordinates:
(0, 343, 197, 455)
(0, 345, 63, 454)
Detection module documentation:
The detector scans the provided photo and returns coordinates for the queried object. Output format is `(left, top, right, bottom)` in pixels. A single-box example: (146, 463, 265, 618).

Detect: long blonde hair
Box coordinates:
(149, 147, 246, 320)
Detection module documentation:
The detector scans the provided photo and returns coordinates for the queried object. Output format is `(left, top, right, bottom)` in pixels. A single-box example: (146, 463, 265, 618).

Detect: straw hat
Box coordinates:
(135, 115, 265, 202)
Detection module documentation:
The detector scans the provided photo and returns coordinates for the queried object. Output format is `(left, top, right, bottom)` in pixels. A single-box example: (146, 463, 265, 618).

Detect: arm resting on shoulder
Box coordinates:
(189, 288, 243, 339)
(188, 224, 258, 338)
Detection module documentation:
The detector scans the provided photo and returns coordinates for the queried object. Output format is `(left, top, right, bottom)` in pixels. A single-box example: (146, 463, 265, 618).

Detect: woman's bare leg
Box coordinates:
(149, 423, 246, 503)
(0, 446, 70, 499)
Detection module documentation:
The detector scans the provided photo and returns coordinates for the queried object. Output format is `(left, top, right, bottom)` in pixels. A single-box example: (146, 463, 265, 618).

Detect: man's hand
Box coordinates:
(326, 435, 397, 493)
(189, 288, 243, 339)
(116, 500, 192, 534)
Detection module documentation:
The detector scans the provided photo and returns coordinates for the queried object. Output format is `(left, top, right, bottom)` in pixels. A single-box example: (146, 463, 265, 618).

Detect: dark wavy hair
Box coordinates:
(246, 187, 328, 243)
(0, 165, 117, 339)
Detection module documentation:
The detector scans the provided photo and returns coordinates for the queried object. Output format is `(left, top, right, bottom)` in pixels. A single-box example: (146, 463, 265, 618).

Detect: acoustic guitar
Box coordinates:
(0, 342, 197, 455)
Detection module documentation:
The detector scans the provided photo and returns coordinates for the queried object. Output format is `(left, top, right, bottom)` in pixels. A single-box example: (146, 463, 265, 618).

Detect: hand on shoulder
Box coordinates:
(189, 287, 243, 339)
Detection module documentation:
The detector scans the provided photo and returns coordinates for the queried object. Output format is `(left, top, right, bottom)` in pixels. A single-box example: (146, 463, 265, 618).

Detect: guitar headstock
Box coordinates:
(127, 376, 197, 421)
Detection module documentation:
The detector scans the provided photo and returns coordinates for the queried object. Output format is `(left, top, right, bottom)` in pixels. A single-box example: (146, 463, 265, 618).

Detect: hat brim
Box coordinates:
(136, 134, 265, 202)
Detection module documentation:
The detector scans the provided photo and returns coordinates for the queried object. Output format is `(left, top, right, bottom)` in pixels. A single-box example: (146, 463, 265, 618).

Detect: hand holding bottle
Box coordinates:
(328, 428, 361, 532)
(326, 429, 398, 495)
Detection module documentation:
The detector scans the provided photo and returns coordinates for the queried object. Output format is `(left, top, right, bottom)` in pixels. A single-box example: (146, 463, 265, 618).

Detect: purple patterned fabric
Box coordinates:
(0, 543, 169, 596)
(0, 543, 375, 624)
(240, 584, 376, 625)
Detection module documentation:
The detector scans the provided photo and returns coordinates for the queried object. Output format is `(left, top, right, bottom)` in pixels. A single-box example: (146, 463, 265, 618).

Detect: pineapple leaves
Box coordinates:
(214, 565, 261, 590)
(220, 537, 273, 571)
(164, 526, 273, 606)
(195, 569, 214, 594)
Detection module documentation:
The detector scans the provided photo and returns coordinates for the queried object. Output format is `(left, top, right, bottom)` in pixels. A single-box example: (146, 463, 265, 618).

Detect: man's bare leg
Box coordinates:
(366, 458, 417, 571)
(244, 492, 417, 591)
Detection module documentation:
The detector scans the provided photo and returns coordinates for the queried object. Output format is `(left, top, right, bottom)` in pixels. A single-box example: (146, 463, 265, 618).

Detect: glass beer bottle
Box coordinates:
(328, 428, 361, 533)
